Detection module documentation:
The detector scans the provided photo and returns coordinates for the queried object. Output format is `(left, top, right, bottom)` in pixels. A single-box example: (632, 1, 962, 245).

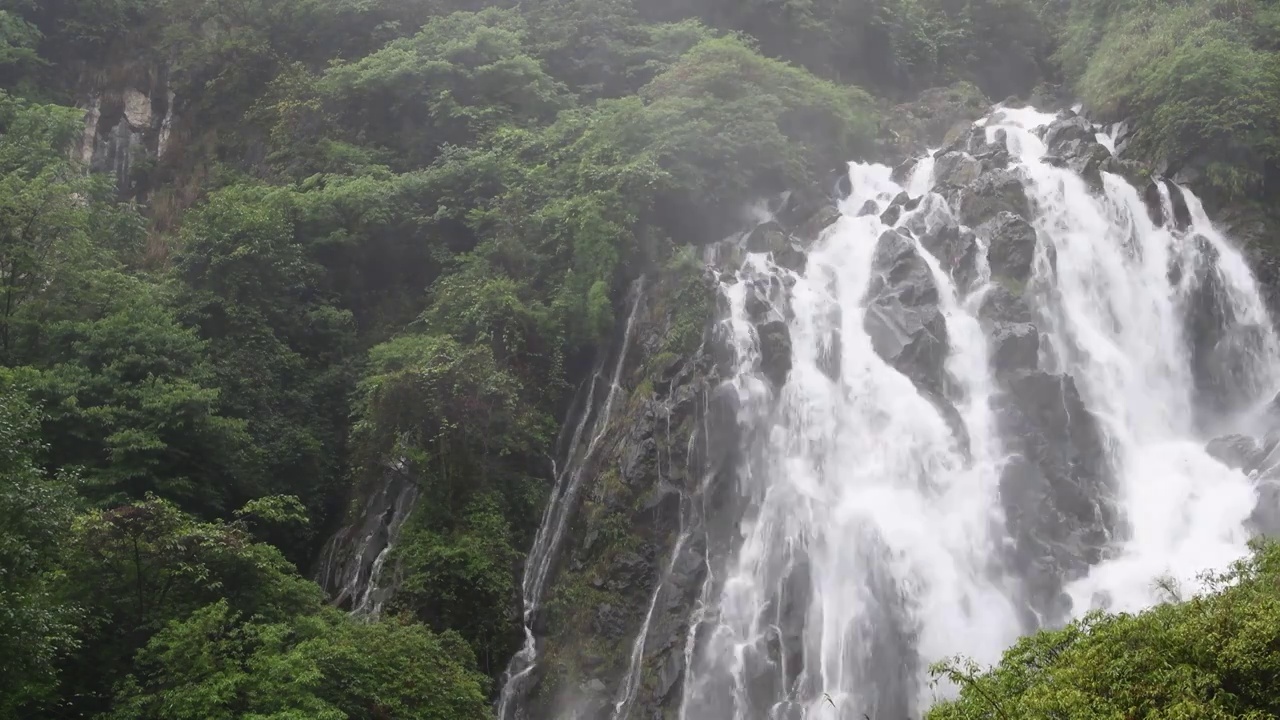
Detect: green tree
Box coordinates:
(53, 497, 323, 716)
(929, 541, 1280, 720)
(109, 601, 491, 720)
(0, 370, 77, 715)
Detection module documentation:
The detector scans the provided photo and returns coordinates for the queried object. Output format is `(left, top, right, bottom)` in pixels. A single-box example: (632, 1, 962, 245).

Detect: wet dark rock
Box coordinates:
(621, 434, 658, 486)
(1207, 434, 1266, 473)
(746, 221, 788, 254)
(773, 240, 808, 273)
(891, 157, 919, 184)
(1043, 115, 1094, 154)
(864, 230, 949, 396)
(858, 199, 879, 217)
(745, 285, 771, 320)
(1165, 182, 1193, 231)
(979, 284, 1035, 327)
(938, 124, 992, 157)
(796, 205, 841, 245)
(991, 323, 1040, 374)
(934, 151, 982, 188)
(1101, 156, 1149, 189)
(1142, 182, 1165, 226)
(774, 187, 826, 229)
(996, 371, 1114, 623)
(836, 172, 853, 197)
(527, 267, 721, 720)
(592, 603, 627, 639)
(981, 212, 1040, 284)
(880, 204, 903, 226)
(918, 221, 981, 293)
(1055, 140, 1112, 190)
(1181, 235, 1265, 418)
(1251, 472, 1280, 535)
(958, 167, 1030, 228)
(757, 320, 794, 388)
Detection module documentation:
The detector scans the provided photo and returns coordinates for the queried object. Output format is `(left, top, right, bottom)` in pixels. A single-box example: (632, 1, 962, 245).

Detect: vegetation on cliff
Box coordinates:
(1, 0, 1280, 716)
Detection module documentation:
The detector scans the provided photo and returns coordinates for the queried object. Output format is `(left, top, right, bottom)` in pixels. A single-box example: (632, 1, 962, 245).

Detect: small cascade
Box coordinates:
(498, 278, 648, 720)
(315, 461, 420, 617)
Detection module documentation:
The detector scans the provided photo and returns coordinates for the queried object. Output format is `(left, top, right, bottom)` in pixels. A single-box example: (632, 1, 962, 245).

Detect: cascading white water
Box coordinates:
(683, 163, 1022, 720)
(982, 108, 1280, 613)
(498, 278, 648, 720)
(675, 104, 1280, 719)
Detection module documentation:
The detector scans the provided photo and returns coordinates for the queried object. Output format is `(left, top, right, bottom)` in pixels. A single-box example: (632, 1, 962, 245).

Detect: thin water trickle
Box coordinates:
(498, 278, 648, 720)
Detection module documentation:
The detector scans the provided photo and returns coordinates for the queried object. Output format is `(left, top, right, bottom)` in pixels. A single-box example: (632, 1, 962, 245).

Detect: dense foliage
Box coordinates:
(928, 541, 1280, 720)
(3, 0, 1280, 715)
(1058, 0, 1280, 197)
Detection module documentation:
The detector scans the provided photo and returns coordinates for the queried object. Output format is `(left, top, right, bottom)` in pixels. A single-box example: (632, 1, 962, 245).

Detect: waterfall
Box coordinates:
(498, 278, 648, 720)
(672, 105, 1280, 719)
(314, 462, 419, 617)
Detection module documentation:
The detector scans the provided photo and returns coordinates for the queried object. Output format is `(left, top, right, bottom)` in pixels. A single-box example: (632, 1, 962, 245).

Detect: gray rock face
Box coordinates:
(996, 371, 1115, 623)
(981, 212, 1044, 284)
(980, 285, 1035, 327)
(863, 230, 965, 451)
(1207, 434, 1266, 472)
(796, 205, 841, 246)
(526, 268, 726, 720)
(991, 322, 1040, 375)
(773, 240, 808, 273)
(747, 221, 789, 254)
(79, 73, 175, 200)
(917, 220, 981, 293)
(757, 319, 794, 388)
(934, 151, 982, 188)
(958, 167, 1031, 228)
(1043, 114, 1094, 154)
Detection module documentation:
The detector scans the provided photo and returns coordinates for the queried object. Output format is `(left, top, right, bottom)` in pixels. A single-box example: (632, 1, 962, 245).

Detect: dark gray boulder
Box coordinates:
(979, 284, 1035, 327)
(796, 206, 841, 245)
(1043, 114, 1094, 154)
(863, 230, 948, 396)
(1207, 434, 1266, 473)
(991, 323, 1040, 375)
(918, 220, 981, 293)
(934, 151, 982, 188)
(958, 167, 1031, 228)
(773, 240, 808, 273)
(981, 212, 1045, 284)
(747, 221, 788, 254)
(757, 319, 793, 388)
(996, 370, 1115, 623)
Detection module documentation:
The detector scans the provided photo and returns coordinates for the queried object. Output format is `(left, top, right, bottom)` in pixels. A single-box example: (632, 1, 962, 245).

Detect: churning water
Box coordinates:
(674, 105, 1280, 719)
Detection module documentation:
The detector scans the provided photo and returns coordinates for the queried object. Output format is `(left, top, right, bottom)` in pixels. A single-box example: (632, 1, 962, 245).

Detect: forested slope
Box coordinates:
(1, 0, 1280, 717)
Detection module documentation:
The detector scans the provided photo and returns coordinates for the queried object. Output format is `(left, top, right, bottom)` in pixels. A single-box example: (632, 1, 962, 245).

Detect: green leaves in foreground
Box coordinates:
(928, 541, 1280, 720)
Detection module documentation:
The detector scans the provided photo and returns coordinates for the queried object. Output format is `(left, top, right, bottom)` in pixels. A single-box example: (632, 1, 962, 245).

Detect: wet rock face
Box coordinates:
(958, 167, 1031, 228)
(1043, 115, 1094, 153)
(981, 212, 1043, 284)
(919, 222, 981, 293)
(934, 151, 983, 189)
(1207, 434, 1267, 472)
(528, 264, 730, 720)
(757, 320, 793, 388)
(996, 370, 1115, 624)
(863, 229, 950, 395)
